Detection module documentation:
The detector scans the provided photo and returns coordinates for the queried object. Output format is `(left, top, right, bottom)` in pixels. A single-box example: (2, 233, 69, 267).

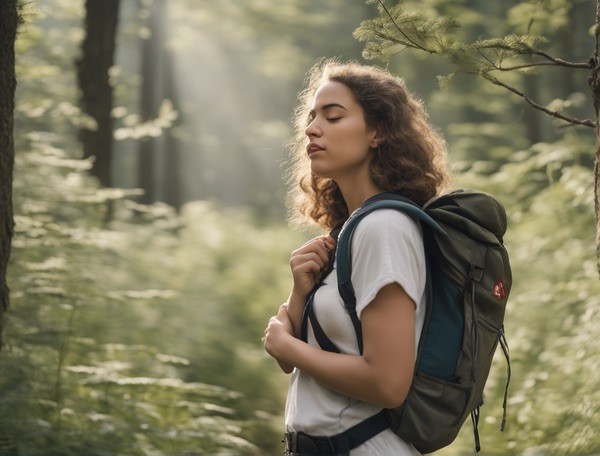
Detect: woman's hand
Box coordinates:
(289, 234, 336, 299)
(264, 313, 294, 361)
(276, 303, 294, 334)
(264, 304, 295, 373)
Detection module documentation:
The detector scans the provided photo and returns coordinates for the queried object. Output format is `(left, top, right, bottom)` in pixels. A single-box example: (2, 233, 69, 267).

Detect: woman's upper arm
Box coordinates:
(360, 282, 416, 409)
(350, 210, 426, 320)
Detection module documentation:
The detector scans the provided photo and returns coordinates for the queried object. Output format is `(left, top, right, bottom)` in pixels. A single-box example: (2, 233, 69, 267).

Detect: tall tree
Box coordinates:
(162, 48, 182, 211)
(137, 0, 166, 205)
(591, 2, 600, 273)
(355, 0, 600, 271)
(76, 0, 121, 188)
(0, 0, 18, 349)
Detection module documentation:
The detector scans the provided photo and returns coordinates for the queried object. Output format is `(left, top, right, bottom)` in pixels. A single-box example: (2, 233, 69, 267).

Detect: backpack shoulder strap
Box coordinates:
(300, 285, 341, 353)
(336, 196, 444, 354)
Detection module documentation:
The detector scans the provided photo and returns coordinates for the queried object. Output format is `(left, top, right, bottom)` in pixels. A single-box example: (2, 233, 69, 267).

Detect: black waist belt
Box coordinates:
(284, 409, 390, 455)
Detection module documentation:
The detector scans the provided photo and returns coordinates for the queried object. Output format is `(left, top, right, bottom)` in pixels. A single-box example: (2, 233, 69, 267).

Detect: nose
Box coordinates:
(305, 118, 321, 138)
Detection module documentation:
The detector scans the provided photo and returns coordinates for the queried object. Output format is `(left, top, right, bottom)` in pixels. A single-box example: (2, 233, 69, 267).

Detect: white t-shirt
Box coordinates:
(285, 209, 427, 455)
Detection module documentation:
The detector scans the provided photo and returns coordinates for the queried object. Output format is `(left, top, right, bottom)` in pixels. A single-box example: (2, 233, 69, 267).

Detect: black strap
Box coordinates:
(298, 251, 361, 354)
(284, 409, 390, 455)
(498, 325, 511, 432)
(471, 405, 481, 452)
(306, 291, 340, 353)
(299, 224, 343, 349)
(300, 285, 319, 344)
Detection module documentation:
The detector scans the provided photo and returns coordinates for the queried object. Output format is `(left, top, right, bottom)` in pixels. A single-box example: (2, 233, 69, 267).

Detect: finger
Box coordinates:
(325, 235, 336, 249)
(302, 235, 332, 252)
(293, 244, 330, 266)
(302, 234, 329, 246)
(291, 257, 323, 275)
(292, 242, 329, 262)
(291, 252, 326, 270)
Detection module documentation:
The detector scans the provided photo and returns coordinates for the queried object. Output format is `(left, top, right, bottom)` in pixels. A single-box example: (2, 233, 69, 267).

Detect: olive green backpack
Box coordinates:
(301, 190, 512, 453)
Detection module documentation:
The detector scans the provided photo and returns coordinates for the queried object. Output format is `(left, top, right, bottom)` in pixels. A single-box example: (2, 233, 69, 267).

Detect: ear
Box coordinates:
(370, 131, 384, 148)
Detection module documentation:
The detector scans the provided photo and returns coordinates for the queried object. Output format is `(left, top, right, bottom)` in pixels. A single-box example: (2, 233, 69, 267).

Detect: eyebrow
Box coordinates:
(309, 103, 348, 117)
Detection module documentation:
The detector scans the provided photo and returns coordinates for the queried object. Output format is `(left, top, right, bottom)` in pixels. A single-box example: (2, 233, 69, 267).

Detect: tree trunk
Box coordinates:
(163, 48, 182, 211)
(76, 0, 120, 188)
(0, 0, 18, 349)
(592, 0, 600, 275)
(137, 0, 165, 205)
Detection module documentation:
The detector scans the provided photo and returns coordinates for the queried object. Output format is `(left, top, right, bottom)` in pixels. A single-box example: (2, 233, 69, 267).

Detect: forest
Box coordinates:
(0, 0, 599, 454)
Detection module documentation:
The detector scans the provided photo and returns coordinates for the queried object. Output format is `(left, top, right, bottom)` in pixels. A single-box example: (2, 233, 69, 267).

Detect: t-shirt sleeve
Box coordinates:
(350, 209, 426, 320)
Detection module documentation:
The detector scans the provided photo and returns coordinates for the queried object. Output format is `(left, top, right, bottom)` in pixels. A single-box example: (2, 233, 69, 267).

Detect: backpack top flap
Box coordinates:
(425, 190, 507, 245)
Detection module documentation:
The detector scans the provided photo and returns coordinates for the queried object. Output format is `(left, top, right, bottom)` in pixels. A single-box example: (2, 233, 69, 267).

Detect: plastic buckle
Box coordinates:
(283, 432, 297, 455)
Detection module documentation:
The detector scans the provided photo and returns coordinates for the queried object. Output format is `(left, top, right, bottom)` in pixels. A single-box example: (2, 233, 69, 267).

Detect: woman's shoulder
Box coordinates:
(353, 208, 422, 239)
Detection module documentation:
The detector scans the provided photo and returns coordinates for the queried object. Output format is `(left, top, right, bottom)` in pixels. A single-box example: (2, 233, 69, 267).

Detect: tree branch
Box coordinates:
(497, 61, 588, 71)
(489, 76, 596, 128)
(475, 42, 591, 69)
(377, 0, 437, 54)
(528, 49, 593, 68)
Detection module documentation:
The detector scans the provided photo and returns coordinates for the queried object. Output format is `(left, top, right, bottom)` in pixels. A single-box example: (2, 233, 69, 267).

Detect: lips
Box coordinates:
(306, 143, 324, 155)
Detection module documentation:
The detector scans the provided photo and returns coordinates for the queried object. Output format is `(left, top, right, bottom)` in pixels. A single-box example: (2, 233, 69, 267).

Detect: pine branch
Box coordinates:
(360, 1, 596, 128)
(528, 49, 593, 69)
(468, 39, 589, 68)
(364, 2, 589, 70)
(488, 76, 596, 128)
(361, 23, 434, 55)
(377, 0, 437, 53)
(496, 61, 576, 71)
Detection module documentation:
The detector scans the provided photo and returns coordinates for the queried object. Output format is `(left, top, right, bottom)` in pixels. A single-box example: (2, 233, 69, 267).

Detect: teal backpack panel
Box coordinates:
(418, 263, 463, 380)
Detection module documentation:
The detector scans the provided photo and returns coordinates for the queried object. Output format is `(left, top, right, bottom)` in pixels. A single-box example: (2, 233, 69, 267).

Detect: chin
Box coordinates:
(310, 165, 333, 179)
(313, 171, 337, 181)
(310, 160, 339, 177)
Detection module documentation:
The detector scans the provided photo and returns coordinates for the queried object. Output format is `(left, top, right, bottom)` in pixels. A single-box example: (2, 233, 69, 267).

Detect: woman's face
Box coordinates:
(305, 81, 378, 180)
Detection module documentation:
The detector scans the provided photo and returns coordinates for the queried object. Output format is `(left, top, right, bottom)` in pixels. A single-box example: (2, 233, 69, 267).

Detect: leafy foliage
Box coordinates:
(356, 0, 594, 129)
(2, 3, 308, 454)
(1, 134, 278, 454)
(357, 1, 558, 74)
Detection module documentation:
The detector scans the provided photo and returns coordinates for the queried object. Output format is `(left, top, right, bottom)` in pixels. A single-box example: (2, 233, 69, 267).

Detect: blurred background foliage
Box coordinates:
(0, 0, 599, 454)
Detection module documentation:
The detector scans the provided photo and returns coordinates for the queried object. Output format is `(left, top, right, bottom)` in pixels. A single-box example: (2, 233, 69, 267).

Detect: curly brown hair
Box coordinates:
(285, 59, 452, 231)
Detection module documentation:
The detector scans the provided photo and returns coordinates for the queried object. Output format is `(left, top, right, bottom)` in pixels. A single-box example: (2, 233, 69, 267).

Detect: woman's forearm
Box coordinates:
(275, 304, 294, 374)
(279, 335, 407, 409)
(286, 290, 307, 339)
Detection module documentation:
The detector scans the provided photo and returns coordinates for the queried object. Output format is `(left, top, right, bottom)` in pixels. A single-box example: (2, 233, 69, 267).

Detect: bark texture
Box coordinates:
(0, 0, 18, 349)
(137, 0, 166, 204)
(592, 1, 600, 274)
(76, 0, 120, 187)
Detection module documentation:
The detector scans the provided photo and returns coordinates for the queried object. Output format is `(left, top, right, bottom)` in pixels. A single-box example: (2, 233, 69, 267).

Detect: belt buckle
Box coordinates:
(284, 432, 298, 455)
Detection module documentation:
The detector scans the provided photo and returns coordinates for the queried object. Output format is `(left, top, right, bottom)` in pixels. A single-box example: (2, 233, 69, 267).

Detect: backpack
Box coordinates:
(300, 190, 512, 453)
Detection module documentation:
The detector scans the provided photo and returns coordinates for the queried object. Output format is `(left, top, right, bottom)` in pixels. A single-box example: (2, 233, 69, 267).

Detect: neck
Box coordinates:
(336, 173, 384, 215)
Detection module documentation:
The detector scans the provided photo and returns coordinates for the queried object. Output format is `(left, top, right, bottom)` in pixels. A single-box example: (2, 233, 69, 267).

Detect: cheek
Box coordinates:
(337, 121, 372, 157)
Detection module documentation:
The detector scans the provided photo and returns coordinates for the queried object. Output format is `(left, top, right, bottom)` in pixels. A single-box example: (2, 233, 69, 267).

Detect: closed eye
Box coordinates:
(327, 117, 342, 122)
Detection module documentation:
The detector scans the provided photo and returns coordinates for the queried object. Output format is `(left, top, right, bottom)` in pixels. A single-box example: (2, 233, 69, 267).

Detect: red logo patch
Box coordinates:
(492, 280, 506, 300)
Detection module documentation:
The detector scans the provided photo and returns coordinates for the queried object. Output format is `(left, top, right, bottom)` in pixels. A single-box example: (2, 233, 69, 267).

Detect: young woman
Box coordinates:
(263, 59, 451, 455)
